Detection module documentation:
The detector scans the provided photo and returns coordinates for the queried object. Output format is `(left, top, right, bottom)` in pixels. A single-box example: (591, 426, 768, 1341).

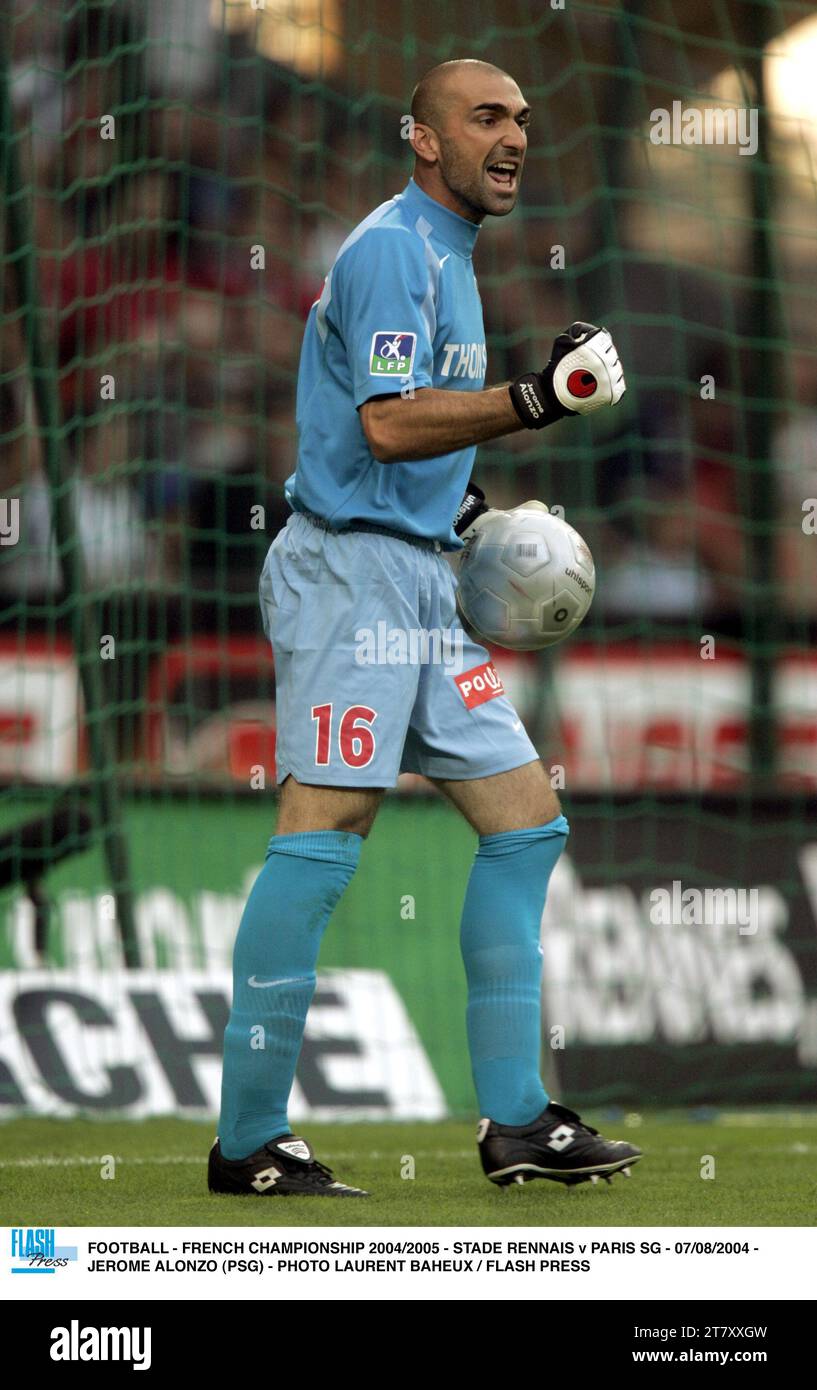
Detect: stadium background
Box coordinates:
(1, 0, 816, 1135)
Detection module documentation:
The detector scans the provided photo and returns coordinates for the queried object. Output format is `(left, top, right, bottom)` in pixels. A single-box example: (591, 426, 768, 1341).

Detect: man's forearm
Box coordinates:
(361, 385, 524, 463)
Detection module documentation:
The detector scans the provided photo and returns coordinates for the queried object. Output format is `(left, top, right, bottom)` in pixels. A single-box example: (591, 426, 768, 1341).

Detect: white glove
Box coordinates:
(509, 321, 626, 426)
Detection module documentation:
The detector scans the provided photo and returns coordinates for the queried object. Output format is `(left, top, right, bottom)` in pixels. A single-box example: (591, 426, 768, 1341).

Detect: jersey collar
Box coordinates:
(400, 177, 481, 259)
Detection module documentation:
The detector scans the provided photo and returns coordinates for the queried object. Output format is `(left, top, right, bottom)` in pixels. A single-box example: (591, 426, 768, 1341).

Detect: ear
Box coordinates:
(410, 122, 440, 167)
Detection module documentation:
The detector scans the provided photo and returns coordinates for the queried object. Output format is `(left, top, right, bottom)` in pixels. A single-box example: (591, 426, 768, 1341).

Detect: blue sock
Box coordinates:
(460, 816, 569, 1126)
(218, 829, 362, 1159)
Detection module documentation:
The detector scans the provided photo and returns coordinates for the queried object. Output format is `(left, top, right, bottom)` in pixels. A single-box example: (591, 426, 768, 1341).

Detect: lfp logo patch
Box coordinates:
(369, 331, 417, 376)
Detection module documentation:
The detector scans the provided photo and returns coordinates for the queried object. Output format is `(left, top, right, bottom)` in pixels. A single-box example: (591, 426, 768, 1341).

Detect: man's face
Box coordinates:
(431, 75, 529, 220)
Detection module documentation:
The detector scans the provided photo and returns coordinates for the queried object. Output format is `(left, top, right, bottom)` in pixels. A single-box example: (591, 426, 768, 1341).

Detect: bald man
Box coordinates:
(210, 59, 638, 1198)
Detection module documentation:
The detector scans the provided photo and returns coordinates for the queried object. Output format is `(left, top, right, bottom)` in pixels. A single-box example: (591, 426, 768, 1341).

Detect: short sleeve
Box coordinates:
(335, 226, 435, 408)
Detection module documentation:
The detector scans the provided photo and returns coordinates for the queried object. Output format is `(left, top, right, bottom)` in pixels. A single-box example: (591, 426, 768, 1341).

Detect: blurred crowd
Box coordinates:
(1, 1, 816, 632)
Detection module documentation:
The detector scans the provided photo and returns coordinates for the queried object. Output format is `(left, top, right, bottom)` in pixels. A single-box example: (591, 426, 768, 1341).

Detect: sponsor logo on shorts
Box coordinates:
(454, 661, 505, 709)
(369, 331, 417, 376)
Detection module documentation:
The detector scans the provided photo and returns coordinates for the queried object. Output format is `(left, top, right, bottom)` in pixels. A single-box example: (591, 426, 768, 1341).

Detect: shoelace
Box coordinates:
(302, 1157, 339, 1184)
(551, 1105, 600, 1139)
(262, 1144, 337, 1183)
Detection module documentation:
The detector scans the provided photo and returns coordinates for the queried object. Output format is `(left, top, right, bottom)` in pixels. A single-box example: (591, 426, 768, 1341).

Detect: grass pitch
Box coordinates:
(1, 1111, 815, 1227)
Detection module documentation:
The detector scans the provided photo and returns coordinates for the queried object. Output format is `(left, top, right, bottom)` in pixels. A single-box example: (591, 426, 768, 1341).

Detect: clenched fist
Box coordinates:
(509, 321, 626, 428)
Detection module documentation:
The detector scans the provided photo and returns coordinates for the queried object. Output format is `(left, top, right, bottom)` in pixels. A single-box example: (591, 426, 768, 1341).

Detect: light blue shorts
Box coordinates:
(259, 511, 539, 788)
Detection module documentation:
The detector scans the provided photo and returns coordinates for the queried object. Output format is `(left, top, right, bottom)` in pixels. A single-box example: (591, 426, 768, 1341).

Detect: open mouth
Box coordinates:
(486, 161, 518, 190)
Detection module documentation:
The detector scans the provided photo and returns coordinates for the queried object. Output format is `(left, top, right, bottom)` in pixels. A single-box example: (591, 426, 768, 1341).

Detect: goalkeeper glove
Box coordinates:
(454, 486, 552, 546)
(509, 321, 626, 429)
(453, 479, 489, 538)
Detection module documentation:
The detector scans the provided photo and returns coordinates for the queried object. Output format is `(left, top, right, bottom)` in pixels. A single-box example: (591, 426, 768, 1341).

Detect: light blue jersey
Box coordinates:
(264, 178, 537, 790)
(285, 177, 488, 549)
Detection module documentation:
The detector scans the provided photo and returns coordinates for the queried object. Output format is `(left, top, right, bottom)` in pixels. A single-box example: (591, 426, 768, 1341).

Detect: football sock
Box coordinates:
(218, 829, 362, 1159)
(460, 816, 569, 1126)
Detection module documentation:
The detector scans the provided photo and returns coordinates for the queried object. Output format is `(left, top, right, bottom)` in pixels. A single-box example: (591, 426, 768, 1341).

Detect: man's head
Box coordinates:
(409, 59, 529, 222)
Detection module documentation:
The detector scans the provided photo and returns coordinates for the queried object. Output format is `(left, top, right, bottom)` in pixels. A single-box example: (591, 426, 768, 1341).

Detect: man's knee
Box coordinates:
(433, 759, 562, 836)
(520, 764, 562, 828)
(276, 776, 383, 838)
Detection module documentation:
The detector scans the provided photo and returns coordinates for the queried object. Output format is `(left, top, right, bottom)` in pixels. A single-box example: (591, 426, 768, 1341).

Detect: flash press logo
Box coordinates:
(650, 100, 758, 156)
(10, 1226, 77, 1273)
(50, 1321, 152, 1372)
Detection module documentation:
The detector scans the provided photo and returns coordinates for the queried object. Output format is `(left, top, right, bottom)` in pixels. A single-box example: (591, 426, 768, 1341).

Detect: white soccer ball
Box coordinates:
(455, 502, 595, 651)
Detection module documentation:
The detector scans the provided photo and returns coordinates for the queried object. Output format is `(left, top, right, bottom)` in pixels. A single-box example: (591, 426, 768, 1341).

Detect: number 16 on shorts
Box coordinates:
(312, 703, 377, 769)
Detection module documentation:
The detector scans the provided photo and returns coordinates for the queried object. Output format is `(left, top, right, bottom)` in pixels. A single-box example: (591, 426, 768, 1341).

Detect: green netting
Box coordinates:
(0, 0, 816, 1114)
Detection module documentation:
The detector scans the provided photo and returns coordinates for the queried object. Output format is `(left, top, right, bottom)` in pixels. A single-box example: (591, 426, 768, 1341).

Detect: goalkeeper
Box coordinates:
(210, 58, 638, 1197)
